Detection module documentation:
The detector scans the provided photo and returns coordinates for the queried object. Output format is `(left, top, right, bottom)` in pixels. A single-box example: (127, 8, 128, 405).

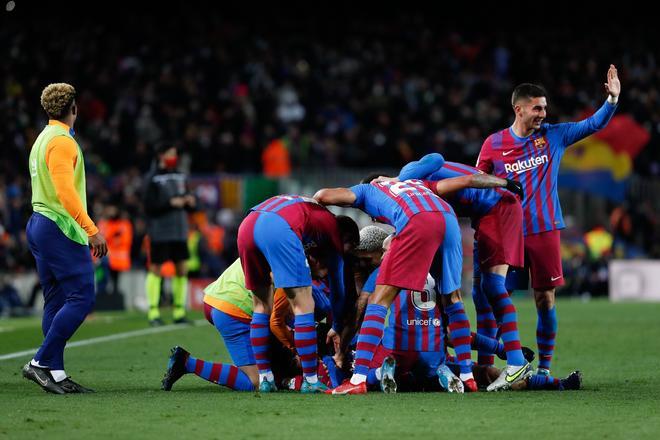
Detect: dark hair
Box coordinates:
(336, 215, 360, 247)
(511, 83, 547, 106)
(154, 141, 178, 155)
(360, 172, 390, 184)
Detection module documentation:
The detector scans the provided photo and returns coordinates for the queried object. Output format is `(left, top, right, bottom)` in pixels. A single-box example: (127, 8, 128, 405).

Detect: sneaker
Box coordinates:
(437, 364, 464, 393)
(58, 377, 95, 393)
(486, 362, 533, 392)
(326, 379, 367, 395)
(173, 317, 192, 325)
(300, 378, 328, 393)
(380, 356, 397, 394)
(559, 370, 582, 391)
(521, 346, 536, 363)
(258, 379, 278, 393)
(149, 318, 165, 327)
(463, 378, 479, 393)
(22, 363, 65, 395)
(161, 346, 190, 391)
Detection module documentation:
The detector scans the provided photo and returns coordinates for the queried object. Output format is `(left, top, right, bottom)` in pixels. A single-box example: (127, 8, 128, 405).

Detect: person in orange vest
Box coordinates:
(261, 137, 291, 178)
(97, 203, 133, 295)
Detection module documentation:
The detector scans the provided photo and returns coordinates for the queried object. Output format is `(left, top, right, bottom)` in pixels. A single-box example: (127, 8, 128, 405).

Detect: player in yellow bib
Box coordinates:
(22, 83, 107, 394)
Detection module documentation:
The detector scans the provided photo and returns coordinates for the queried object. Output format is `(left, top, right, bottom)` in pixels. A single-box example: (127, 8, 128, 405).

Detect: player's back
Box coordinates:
(203, 258, 253, 319)
(350, 180, 454, 233)
(251, 195, 342, 255)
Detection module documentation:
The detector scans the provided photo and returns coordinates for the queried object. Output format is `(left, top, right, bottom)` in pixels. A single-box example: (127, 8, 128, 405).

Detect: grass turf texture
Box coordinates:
(1, 299, 659, 439)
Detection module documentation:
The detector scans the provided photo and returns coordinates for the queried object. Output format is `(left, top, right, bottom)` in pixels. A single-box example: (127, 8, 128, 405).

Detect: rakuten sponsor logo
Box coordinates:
(504, 155, 548, 174)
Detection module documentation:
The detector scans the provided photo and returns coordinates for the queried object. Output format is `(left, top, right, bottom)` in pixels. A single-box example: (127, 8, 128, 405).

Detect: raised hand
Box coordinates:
(605, 64, 621, 98)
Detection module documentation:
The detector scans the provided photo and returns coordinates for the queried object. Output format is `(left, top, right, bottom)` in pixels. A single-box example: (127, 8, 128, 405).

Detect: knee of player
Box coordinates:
(534, 289, 555, 310)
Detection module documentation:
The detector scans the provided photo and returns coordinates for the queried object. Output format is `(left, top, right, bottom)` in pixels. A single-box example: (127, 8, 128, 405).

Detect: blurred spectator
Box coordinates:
(97, 203, 133, 296)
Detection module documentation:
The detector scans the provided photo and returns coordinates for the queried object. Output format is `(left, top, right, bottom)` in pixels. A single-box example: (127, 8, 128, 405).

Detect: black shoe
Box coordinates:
(521, 346, 536, 364)
(559, 370, 582, 391)
(173, 317, 192, 325)
(149, 318, 165, 327)
(58, 377, 96, 393)
(162, 346, 190, 391)
(22, 363, 65, 395)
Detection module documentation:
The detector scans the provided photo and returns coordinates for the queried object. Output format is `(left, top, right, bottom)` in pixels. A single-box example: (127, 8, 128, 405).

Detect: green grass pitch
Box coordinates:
(1, 299, 659, 439)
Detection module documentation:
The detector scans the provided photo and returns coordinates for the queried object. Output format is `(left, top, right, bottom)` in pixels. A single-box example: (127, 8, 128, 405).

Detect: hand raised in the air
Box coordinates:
(605, 64, 621, 98)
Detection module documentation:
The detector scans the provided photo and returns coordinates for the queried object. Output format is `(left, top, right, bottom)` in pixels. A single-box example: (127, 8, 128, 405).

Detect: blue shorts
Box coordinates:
(435, 211, 463, 294)
(210, 307, 255, 367)
(26, 213, 95, 306)
(252, 211, 311, 289)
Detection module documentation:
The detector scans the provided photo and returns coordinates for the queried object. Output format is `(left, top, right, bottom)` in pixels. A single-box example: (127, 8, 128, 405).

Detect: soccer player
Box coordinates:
(448, 358, 582, 392)
(143, 143, 195, 326)
(237, 195, 359, 393)
(394, 154, 532, 391)
(162, 257, 337, 392)
(162, 258, 258, 392)
(314, 177, 473, 394)
(361, 234, 462, 394)
(476, 65, 621, 375)
(23, 83, 107, 394)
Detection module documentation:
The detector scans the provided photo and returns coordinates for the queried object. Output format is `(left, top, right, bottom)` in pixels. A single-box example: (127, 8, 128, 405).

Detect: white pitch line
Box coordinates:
(0, 319, 205, 362)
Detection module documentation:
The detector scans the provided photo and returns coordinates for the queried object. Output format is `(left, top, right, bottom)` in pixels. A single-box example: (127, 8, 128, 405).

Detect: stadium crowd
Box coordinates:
(1, 13, 658, 306)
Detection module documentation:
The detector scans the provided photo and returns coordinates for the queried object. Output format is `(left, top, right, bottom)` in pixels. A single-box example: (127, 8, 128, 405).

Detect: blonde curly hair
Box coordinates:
(40, 83, 76, 119)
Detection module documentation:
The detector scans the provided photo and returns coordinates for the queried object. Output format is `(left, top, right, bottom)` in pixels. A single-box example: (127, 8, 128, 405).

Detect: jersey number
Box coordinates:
(410, 289, 436, 312)
(384, 180, 434, 198)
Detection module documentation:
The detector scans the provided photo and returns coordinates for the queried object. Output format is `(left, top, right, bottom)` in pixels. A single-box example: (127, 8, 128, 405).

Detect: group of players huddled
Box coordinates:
(161, 65, 621, 395)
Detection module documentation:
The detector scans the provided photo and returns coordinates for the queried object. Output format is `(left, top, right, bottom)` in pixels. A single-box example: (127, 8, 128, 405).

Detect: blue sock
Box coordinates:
(472, 278, 498, 366)
(537, 307, 558, 370)
(367, 368, 380, 386)
(471, 332, 505, 359)
(528, 373, 561, 390)
(185, 355, 254, 391)
(482, 273, 525, 366)
(322, 355, 345, 388)
(445, 301, 473, 375)
(294, 313, 318, 380)
(354, 304, 388, 377)
(250, 312, 273, 379)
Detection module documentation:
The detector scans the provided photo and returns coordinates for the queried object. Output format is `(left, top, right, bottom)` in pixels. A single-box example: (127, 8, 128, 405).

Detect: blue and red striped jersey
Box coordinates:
(363, 268, 444, 353)
(350, 180, 454, 233)
(251, 195, 343, 255)
(477, 100, 617, 235)
(398, 153, 504, 218)
(251, 195, 347, 329)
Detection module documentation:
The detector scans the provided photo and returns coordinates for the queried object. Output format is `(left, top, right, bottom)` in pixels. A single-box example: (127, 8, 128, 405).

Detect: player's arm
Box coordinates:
(475, 138, 494, 173)
(427, 174, 525, 199)
(269, 288, 296, 352)
(47, 137, 107, 257)
(398, 153, 445, 180)
(325, 251, 348, 332)
(313, 187, 356, 207)
(560, 64, 620, 146)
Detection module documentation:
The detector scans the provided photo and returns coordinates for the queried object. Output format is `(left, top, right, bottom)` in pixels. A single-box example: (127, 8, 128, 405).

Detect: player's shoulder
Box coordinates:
(482, 128, 510, 150)
(540, 122, 568, 134)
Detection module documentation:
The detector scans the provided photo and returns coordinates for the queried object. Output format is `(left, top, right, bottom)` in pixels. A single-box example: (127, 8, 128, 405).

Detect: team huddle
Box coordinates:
(161, 65, 621, 395)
